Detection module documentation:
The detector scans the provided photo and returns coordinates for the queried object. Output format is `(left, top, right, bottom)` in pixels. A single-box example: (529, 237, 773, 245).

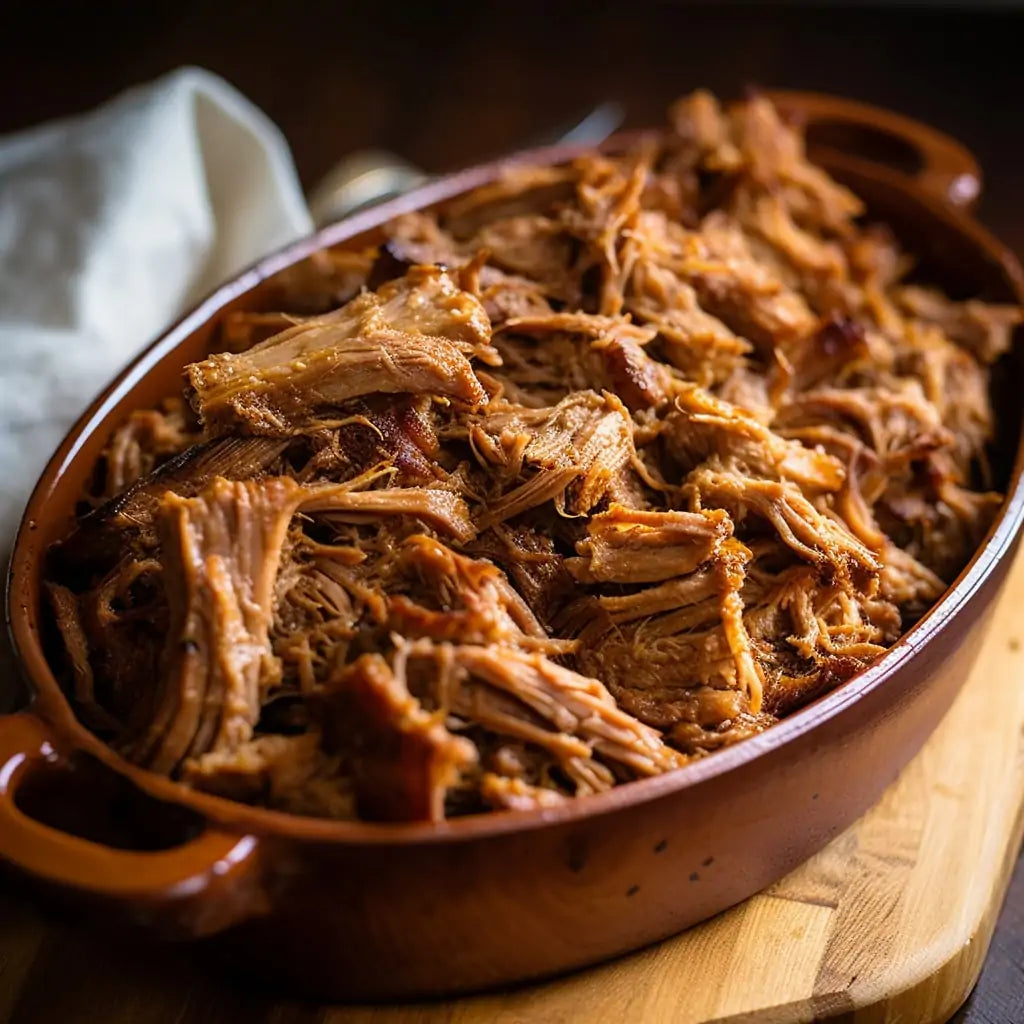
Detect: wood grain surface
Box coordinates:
(1, 548, 1021, 1024)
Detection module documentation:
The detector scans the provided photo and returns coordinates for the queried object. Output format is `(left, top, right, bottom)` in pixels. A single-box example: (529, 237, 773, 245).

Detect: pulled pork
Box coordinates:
(47, 91, 1018, 822)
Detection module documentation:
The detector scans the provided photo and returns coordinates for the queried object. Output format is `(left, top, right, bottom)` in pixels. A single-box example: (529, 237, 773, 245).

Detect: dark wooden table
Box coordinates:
(1, 3, 1022, 1020)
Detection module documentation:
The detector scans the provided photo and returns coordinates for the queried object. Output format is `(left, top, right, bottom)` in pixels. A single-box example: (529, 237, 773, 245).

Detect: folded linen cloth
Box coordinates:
(0, 66, 312, 698)
(0, 65, 313, 547)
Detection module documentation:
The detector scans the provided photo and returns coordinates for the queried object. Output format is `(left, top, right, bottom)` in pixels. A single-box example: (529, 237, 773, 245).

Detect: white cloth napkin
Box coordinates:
(0, 66, 313, 554)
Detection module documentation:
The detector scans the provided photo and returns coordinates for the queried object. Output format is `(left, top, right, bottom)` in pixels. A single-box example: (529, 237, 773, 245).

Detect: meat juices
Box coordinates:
(46, 91, 1020, 822)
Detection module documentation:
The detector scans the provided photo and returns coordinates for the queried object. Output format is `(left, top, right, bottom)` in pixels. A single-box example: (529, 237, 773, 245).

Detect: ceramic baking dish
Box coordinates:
(3, 91, 1023, 1000)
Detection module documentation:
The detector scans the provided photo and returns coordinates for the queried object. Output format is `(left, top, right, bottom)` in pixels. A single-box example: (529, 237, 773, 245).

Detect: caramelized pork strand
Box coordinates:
(188, 268, 494, 436)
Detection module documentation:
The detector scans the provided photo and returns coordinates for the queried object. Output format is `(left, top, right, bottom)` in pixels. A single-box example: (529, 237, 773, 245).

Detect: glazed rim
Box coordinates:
(7, 134, 1024, 847)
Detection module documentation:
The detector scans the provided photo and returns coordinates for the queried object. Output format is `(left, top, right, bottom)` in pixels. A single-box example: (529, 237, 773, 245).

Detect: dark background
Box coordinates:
(2, 1, 1023, 250)
(1, 2, 1022, 1021)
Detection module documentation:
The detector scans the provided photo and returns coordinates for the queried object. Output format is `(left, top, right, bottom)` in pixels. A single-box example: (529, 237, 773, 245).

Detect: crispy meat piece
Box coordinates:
(474, 391, 636, 520)
(664, 384, 846, 493)
(684, 461, 880, 587)
(386, 534, 563, 653)
(188, 267, 493, 436)
(304, 486, 477, 543)
(627, 250, 750, 386)
(500, 312, 671, 410)
(299, 396, 441, 485)
(319, 653, 477, 822)
(567, 504, 731, 583)
(436, 643, 687, 777)
(593, 331, 674, 410)
(773, 315, 871, 395)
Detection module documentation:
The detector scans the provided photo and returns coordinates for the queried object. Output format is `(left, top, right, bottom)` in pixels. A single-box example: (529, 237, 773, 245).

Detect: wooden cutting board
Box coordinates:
(2, 550, 1023, 1024)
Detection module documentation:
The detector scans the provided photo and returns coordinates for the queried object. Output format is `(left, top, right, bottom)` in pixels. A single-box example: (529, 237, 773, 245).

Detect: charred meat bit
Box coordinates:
(318, 653, 477, 823)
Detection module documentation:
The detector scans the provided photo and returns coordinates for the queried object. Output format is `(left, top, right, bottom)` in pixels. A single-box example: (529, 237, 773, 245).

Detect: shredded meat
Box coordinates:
(567, 504, 731, 583)
(121, 477, 305, 773)
(415, 641, 686, 781)
(469, 390, 637, 520)
(188, 267, 494, 436)
(304, 486, 477, 543)
(46, 91, 1016, 821)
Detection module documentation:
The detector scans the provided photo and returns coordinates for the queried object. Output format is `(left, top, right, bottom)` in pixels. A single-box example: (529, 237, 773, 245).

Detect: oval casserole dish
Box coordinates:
(3, 91, 1024, 1000)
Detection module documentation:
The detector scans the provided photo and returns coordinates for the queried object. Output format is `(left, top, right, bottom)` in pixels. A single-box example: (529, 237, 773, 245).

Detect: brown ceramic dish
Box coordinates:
(3, 92, 1023, 1001)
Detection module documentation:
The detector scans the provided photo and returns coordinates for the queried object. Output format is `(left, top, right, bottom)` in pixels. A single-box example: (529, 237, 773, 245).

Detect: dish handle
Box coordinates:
(765, 89, 982, 210)
(0, 710, 263, 937)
